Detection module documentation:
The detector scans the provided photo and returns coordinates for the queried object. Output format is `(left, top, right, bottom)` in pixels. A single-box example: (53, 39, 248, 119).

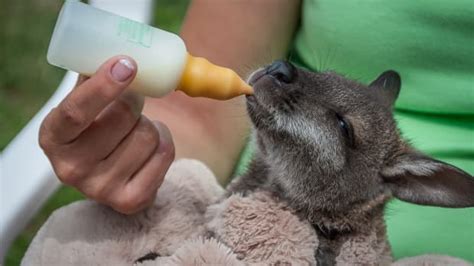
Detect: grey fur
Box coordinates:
(229, 65, 474, 262)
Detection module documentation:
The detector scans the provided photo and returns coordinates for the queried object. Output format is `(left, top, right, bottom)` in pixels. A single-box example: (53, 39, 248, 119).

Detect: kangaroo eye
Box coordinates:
(336, 114, 355, 147)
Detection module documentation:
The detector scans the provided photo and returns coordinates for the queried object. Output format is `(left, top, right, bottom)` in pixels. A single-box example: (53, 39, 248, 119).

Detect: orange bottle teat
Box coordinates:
(178, 54, 253, 100)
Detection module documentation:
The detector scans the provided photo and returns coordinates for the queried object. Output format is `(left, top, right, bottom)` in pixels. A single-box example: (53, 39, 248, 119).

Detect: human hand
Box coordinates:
(39, 56, 175, 214)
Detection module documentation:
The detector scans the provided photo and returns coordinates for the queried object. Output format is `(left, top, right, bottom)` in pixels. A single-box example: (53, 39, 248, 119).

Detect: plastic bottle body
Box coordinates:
(47, 0, 187, 97)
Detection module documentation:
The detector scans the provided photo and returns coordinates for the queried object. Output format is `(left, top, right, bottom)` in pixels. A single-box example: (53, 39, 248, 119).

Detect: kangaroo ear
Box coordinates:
(381, 152, 474, 207)
(369, 70, 401, 108)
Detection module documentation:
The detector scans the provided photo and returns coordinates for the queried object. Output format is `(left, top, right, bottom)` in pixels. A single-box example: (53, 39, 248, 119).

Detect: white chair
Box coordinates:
(0, 0, 154, 261)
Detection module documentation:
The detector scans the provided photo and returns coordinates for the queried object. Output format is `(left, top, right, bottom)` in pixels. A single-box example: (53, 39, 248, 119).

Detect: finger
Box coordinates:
(80, 116, 160, 198)
(69, 92, 144, 161)
(126, 121, 174, 190)
(45, 56, 137, 144)
(111, 122, 175, 214)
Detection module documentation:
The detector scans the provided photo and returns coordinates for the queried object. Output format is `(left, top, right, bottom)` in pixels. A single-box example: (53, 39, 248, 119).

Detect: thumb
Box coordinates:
(109, 56, 137, 83)
(84, 55, 138, 94)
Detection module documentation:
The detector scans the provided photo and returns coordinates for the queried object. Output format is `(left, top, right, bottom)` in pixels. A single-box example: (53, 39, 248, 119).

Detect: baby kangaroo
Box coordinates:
(228, 61, 474, 265)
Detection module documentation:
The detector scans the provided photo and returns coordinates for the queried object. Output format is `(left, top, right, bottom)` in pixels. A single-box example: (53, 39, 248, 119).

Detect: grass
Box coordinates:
(1, 0, 189, 265)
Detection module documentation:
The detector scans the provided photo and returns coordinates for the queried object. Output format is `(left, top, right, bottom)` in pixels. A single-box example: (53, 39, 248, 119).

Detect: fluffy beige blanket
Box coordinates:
(22, 159, 471, 266)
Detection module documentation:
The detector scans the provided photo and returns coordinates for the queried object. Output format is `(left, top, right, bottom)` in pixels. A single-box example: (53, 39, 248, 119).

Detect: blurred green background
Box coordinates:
(1, 0, 190, 264)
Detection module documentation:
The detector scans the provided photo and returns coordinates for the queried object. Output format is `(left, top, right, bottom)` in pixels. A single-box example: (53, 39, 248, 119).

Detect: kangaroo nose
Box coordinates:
(265, 60, 295, 83)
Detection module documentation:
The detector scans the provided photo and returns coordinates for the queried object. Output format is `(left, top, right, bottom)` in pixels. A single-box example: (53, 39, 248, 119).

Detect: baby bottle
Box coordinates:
(47, 0, 252, 99)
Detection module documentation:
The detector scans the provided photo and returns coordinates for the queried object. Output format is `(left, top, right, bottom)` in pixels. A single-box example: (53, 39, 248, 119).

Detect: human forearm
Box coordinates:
(144, 0, 301, 181)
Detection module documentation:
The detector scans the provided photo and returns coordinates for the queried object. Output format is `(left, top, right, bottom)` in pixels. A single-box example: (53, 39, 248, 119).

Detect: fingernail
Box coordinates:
(119, 92, 144, 117)
(111, 58, 135, 82)
(154, 121, 174, 154)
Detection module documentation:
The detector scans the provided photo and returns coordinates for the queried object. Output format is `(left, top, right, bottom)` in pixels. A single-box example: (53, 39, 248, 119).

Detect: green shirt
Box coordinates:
(236, 0, 474, 261)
